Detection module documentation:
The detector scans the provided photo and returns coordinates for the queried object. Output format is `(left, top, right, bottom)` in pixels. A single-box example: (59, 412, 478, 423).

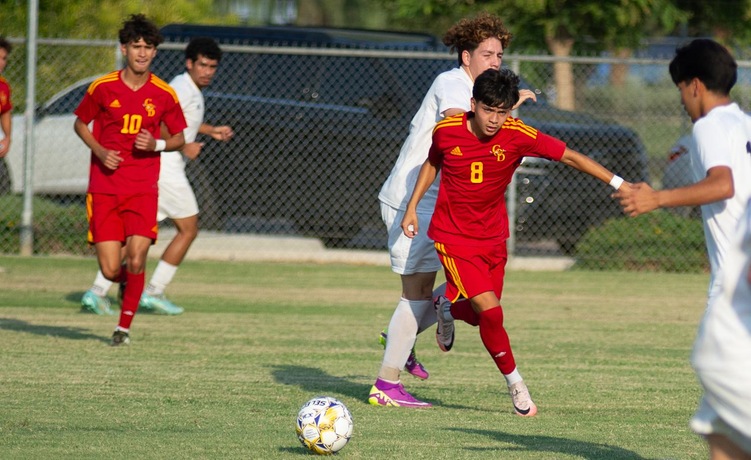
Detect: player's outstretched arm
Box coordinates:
(613, 166, 733, 217)
(559, 147, 631, 190)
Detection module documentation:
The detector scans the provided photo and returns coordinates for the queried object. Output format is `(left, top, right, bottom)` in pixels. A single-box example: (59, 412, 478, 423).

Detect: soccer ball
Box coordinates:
(295, 396, 353, 455)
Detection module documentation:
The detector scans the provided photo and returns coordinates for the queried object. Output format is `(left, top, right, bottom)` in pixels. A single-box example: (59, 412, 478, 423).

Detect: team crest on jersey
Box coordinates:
(491, 145, 506, 161)
(143, 98, 156, 117)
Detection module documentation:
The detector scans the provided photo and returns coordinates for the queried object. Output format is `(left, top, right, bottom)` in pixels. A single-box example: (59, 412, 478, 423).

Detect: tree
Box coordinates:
(0, 0, 240, 39)
(376, 0, 687, 110)
(674, 0, 751, 52)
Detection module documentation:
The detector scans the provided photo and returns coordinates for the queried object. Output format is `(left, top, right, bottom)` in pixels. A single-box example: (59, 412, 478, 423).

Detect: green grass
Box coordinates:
(0, 256, 708, 459)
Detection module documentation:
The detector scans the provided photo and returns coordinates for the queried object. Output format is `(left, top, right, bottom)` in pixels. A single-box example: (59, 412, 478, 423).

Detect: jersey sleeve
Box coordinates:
(504, 117, 566, 161)
(435, 75, 472, 116)
(73, 85, 101, 125)
(427, 126, 447, 168)
(162, 97, 187, 136)
(536, 131, 566, 161)
(694, 118, 733, 171)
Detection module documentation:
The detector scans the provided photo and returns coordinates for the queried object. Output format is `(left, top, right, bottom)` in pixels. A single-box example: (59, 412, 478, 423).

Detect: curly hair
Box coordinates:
(118, 13, 163, 47)
(443, 12, 511, 66)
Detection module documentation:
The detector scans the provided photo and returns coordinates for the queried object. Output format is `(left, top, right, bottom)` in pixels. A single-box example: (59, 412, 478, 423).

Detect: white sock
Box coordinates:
(144, 261, 179, 296)
(412, 283, 446, 333)
(90, 270, 113, 297)
(504, 368, 523, 386)
(380, 298, 431, 374)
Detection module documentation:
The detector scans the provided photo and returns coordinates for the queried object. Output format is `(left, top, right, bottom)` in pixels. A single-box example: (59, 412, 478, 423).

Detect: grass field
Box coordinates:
(0, 255, 710, 459)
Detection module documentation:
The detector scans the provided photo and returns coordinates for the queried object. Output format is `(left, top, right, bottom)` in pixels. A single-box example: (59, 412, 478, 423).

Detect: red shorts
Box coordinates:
(86, 193, 158, 244)
(434, 241, 508, 303)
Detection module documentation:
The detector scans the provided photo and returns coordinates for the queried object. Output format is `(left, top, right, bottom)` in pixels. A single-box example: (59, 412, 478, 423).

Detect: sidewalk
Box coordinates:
(152, 229, 575, 271)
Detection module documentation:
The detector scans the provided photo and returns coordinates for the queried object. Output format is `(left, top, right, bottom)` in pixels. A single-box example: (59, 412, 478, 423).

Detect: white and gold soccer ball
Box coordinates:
(295, 396, 354, 455)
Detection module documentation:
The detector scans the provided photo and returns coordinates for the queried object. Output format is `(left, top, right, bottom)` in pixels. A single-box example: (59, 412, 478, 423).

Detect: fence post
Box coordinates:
(19, 0, 39, 256)
(506, 58, 521, 258)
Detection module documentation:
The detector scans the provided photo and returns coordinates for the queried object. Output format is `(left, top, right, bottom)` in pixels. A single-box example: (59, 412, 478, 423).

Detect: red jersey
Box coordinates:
(427, 112, 566, 246)
(0, 76, 12, 114)
(74, 70, 187, 195)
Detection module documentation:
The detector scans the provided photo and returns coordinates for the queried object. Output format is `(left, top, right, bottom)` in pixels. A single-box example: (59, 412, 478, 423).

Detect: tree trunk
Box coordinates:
(545, 35, 576, 111)
(296, 0, 345, 26)
(610, 47, 632, 87)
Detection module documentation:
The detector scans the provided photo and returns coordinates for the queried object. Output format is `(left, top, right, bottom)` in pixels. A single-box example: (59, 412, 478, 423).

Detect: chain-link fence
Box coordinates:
(3, 34, 746, 272)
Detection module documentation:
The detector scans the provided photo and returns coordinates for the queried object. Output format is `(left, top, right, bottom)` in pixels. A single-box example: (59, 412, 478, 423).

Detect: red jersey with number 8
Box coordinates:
(427, 112, 566, 247)
(75, 70, 187, 195)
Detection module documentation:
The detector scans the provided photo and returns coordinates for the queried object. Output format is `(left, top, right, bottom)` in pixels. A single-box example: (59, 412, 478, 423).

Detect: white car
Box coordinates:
(3, 77, 94, 195)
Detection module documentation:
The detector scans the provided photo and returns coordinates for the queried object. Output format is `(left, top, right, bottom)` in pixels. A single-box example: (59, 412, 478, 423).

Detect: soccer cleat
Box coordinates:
(379, 330, 429, 380)
(110, 330, 130, 346)
(80, 290, 115, 315)
(434, 295, 455, 352)
(368, 378, 432, 408)
(139, 293, 184, 315)
(508, 380, 538, 417)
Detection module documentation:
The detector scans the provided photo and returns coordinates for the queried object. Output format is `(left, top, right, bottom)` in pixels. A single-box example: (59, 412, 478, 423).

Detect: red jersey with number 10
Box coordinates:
(74, 70, 187, 195)
(427, 112, 566, 247)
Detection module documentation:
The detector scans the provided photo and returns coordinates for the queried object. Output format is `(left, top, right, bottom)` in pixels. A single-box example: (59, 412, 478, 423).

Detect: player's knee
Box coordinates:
(125, 257, 147, 274)
(101, 266, 121, 281)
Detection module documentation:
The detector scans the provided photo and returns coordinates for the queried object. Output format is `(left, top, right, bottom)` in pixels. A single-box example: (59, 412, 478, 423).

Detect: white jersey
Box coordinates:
(378, 67, 474, 213)
(690, 199, 751, 446)
(691, 103, 751, 301)
(160, 72, 205, 185)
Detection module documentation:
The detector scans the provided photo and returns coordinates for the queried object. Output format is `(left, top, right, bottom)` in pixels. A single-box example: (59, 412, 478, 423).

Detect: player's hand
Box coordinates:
(0, 137, 10, 158)
(134, 128, 156, 151)
(613, 182, 659, 217)
(401, 211, 419, 239)
(182, 142, 204, 160)
(513, 89, 538, 110)
(95, 147, 124, 170)
(210, 125, 234, 142)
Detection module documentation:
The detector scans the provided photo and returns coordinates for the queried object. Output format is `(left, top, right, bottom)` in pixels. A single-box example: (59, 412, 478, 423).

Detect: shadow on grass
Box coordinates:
(270, 365, 369, 403)
(0, 317, 107, 343)
(270, 364, 442, 407)
(448, 427, 649, 460)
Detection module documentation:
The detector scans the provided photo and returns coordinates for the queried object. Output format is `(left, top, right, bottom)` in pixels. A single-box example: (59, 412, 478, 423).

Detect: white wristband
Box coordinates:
(609, 174, 624, 190)
(154, 139, 166, 152)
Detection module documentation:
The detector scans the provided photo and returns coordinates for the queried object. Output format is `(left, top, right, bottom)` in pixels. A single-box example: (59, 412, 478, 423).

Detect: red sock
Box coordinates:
(450, 299, 480, 326)
(478, 306, 516, 375)
(118, 271, 145, 330)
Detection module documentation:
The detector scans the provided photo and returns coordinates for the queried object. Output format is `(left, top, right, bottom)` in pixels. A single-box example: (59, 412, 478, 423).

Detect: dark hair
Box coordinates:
(443, 12, 512, 66)
(473, 68, 520, 109)
(669, 38, 737, 94)
(118, 14, 163, 47)
(0, 37, 12, 54)
(185, 37, 222, 62)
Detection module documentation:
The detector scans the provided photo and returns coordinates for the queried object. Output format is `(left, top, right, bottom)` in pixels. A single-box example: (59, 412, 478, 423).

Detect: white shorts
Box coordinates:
(691, 397, 751, 454)
(157, 176, 199, 222)
(380, 202, 442, 275)
(690, 298, 751, 454)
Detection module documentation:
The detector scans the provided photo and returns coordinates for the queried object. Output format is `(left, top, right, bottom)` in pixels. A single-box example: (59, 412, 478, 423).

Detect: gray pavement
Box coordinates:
(151, 229, 575, 271)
